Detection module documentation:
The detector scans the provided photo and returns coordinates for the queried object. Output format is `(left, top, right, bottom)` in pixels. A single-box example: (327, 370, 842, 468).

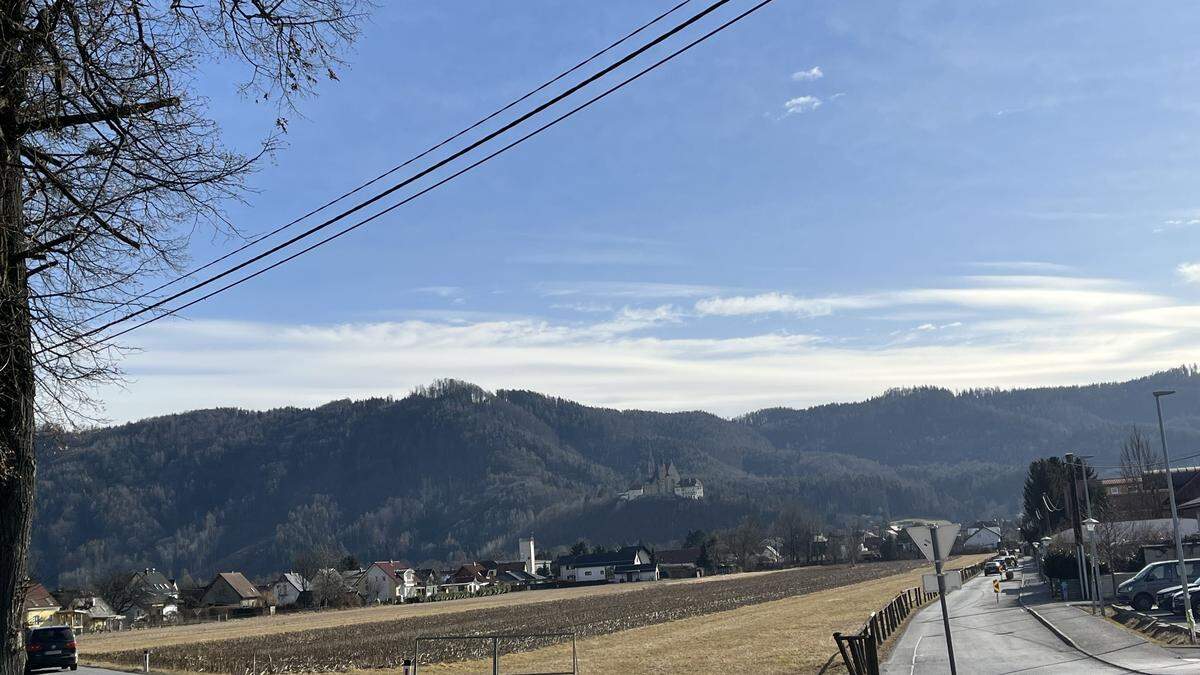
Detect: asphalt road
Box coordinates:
(883, 567, 1131, 674)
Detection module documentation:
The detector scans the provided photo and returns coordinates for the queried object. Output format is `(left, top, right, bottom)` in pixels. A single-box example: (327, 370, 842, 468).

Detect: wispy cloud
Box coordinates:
(783, 96, 822, 116)
(791, 66, 823, 81)
(536, 281, 728, 299)
(1177, 262, 1200, 284)
(90, 273, 1200, 422)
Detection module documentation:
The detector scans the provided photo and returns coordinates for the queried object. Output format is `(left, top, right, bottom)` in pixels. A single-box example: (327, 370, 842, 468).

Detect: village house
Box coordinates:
(269, 572, 309, 607)
(199, 572, 263, 608)
(51, 592, 122, 633)
(441, 563, 490, 594)
(21, 581, 58, 629)
(361, 561, 422, 603)
(960, 525, 1002, 552)
(122, 568, 180, 624)
(557, 546, 657, 583)
(654, 548, 705, 578)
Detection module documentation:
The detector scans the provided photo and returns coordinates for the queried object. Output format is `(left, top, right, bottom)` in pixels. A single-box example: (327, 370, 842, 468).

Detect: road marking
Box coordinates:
(909, 633, 925, 675)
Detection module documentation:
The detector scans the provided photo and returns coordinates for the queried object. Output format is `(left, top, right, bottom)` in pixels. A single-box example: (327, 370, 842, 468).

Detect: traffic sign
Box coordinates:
(993, 579, 1000, 594)
(923, 573, 962, 594)
(905, 524, 961, 562)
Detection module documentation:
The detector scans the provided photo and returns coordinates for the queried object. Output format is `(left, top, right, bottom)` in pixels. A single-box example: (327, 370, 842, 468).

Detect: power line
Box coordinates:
(55, 0, 779, 356)
(45, 0, 739, 353)
(76, 0, 694, 326)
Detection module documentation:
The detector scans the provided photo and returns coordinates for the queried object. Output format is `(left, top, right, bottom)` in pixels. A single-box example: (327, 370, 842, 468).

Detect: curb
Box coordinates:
(1018, 579, 1156, 675)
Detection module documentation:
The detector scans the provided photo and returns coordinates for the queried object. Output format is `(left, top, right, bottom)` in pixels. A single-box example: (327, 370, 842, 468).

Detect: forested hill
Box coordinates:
(32, 367, 1200, 587)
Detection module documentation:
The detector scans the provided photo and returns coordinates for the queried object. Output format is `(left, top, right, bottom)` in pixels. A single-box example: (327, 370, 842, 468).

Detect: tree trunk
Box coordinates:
(0, 131, 34, 674)
(0, 0, 33, 669)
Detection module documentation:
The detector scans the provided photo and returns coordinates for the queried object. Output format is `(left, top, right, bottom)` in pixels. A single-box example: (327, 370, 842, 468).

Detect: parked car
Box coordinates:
(984, 561, 1002, 576)
(24, 625, 77, 673)
(1118, 559, 1200, 611)
(1168, 585, 1200, 616)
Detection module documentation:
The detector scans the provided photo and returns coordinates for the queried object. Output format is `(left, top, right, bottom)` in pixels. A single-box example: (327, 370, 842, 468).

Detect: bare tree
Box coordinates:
(1119, 426, 1165, 519)
(730, 516, 763, 572)
(0, 2, 366, 669)
(773, 505, 818, 566)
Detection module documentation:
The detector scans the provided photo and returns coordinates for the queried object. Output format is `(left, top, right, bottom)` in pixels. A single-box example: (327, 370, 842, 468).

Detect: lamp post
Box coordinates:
(1083, 517, 1100, 615)
(1154, 389, 1195, 643)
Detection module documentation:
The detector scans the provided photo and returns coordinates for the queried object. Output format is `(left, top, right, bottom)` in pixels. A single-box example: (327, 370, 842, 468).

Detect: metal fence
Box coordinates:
(830, 562, 985, 675)
(412, 632, 577, 675)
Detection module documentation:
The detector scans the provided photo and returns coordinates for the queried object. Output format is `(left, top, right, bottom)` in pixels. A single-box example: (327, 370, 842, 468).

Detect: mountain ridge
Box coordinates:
(31, 367, 1200, 587)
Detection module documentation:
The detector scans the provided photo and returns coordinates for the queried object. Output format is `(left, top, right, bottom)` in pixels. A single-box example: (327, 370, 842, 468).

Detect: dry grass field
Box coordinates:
(416, 554, 988, 675)
(81, 555, 987, 673)
(78, 567, 792, 653)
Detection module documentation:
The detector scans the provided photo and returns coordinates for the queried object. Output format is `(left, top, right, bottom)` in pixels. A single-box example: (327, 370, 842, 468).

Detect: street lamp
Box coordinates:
(1154, 389, 1195, 643)
(1083, 517, 1100, 615)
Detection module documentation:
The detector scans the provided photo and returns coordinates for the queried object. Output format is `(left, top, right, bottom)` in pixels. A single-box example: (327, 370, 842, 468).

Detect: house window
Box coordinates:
(584, 570, 592, 576)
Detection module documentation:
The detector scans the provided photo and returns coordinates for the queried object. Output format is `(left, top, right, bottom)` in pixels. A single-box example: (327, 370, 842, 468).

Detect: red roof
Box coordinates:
(370, 561, 412, 578)
(22, 582, 58, 610)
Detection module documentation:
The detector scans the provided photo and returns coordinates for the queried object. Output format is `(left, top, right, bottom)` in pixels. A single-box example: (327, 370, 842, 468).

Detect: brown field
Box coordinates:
(82, 556, 986, 673)
(420, 555, 988, 674)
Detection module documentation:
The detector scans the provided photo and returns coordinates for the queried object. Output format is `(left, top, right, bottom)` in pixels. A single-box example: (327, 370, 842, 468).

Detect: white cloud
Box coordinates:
(695, 276, 1165, 318)
(783, 96, 822, 116)
(85, 273, 1200, 423)
(1178, 263, 1200, 284)
(791, 66, 824, 81)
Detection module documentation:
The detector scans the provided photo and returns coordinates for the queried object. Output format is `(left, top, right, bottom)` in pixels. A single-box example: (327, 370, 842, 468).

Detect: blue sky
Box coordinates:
(97, 1, 1200, 421)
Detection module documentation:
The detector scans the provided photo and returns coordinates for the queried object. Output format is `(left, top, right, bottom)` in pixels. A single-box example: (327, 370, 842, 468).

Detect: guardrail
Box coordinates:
(829, 562, 984, 675)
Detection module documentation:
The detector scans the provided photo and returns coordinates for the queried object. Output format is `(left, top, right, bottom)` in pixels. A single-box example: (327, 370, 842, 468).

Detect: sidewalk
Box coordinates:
(1020, 576, 1200, 673)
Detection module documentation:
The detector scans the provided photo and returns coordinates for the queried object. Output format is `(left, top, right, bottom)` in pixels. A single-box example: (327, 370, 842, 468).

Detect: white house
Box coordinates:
(961, 526, 1001, 552)
(674, 478, 704, 499)
(270, 572, 308, 607)
(361, 561, 420, 603)
(558, 546, 654, 582)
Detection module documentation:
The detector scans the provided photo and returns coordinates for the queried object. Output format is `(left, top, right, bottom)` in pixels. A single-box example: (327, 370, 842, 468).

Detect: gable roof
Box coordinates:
(276, 572, 309, 592)
(964, 526, 1000, 542)
(21, 582, 57, 610)
(561, 546, 648, 568)
(214, 572, 260, 599)
(655, 548, 702, 565)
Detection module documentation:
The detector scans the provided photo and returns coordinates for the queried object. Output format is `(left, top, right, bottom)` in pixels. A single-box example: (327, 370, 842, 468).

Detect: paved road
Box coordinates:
(884, 567, 1131, 674)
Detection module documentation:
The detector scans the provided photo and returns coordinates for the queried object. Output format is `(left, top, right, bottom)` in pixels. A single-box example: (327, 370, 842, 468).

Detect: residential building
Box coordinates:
(270, 572, 309, 607)
(557, 546, 656, 583)
(961, 526, 1002, 552)
(21, 582, 58, 629)
(51, 592, 122, 633)
(361, 562, 422, 603)
(654, 548, 704, 578)
(122, 568, 179, 623)
(199, 572, 263, 608)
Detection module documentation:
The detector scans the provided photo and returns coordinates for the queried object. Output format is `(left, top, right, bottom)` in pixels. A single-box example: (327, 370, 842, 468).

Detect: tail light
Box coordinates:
(66, 641, 77, 649)
(26, 643, 43, 653)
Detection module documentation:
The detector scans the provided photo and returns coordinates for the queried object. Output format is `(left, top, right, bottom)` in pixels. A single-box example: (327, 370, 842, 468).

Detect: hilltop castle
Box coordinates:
(619, 457, 703, 501)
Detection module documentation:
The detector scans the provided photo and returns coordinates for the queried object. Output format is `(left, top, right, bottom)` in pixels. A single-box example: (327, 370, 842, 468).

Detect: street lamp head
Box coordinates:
(1082, 517, 1099, 532)
(1154, 390, 1177, 398)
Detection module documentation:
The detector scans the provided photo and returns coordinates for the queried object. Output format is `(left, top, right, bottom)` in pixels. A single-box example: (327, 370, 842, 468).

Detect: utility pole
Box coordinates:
(1154, 390, 1196, 643)
(1078, 456, 1102, 615)
(1065, 453, 1087, 601)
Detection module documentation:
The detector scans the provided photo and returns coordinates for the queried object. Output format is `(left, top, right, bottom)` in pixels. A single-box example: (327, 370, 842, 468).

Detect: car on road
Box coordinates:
(1118, 559, 1200, 611)
(24, 625, 77, 673)
(984, 561, 1002, 576)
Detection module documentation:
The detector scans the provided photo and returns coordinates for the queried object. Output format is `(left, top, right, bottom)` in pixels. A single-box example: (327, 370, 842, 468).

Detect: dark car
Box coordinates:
(24, 626, 77, 673)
